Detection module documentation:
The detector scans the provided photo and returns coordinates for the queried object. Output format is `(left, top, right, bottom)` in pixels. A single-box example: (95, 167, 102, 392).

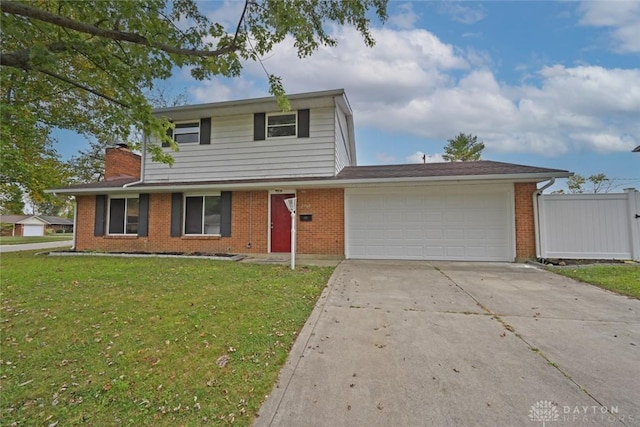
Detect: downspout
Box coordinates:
(533, 178, 555, 259)
(123, 135, 147, 188)
(72, 197, 77, 250)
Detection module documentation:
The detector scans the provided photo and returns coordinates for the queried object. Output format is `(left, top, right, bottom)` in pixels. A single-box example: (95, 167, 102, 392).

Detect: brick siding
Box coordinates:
(75, 184, 536, 260)
(296, 188, 344, 255)
(514, 182, 538, 261)
(104, 147, 141, 181)
(75, 189, 345, 256)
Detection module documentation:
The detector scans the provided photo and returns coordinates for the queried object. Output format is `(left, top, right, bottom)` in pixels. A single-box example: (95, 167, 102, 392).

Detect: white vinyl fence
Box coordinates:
(538, 188, 640, 261)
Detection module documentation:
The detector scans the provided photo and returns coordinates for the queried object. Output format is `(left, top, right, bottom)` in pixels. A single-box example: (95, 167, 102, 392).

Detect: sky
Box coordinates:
(57, 1, 640, 192)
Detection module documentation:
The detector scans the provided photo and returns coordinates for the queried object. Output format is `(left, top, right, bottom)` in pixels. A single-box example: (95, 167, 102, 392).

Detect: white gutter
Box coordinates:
(123, 135, 147, 189)
(51, 172, 571, 195)
(533, 178, 556, 259)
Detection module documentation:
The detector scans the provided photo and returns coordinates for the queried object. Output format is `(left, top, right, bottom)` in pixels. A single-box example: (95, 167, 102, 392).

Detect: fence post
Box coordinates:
(625, 188, 640, 261)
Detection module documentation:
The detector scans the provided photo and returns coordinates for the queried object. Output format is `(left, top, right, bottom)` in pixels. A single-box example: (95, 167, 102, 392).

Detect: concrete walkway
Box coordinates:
(0, 240, 72, 253)
(255, 260, 639, 427)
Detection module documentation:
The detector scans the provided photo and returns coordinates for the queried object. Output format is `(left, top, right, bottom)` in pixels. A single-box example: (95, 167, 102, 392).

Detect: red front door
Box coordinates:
(270, 194, 294, 252)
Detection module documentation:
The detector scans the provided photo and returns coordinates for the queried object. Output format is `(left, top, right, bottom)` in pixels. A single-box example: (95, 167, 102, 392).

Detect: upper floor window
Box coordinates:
(174, 122, 200, 144)
(108, 196, 139, 234)
(184, 194, 221, 235)
(267, 113, 297, 138)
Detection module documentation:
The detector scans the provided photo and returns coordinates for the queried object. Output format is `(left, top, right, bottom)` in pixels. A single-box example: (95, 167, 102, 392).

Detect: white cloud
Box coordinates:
(205, 0, 246, 32)
(190, 78, 266, 104)
(439, 2, 486, 25)
(388, 3, 419, 30)
(569, 132, 636, 153)
(406, 152, 446, 164)
(189, 23, 639, 158)
(579, 1, 640, 53)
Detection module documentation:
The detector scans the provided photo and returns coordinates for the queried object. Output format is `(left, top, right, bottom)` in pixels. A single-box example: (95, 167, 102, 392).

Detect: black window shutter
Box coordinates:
(94, 195, 107, 236)
(298, 109, 310, 138)
(254, 113, 265, 141)
(199, 117, 211, 145)
(170, 192, 183, 237)
(220, 191, 232, 237)
(138, 194, 149, 237)
(162, 125, 173, 148)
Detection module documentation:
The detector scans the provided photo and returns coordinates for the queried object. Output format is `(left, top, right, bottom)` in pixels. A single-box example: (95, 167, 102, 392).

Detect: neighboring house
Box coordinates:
(50, 89, 570, 261)
(0, 215, 74, 236)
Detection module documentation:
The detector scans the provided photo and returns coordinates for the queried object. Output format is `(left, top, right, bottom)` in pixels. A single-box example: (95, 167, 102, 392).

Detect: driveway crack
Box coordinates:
(432, 264, 631, 427)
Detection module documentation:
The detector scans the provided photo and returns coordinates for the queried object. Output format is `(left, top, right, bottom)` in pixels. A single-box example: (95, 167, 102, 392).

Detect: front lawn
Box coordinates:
(0, 251, 333, 426)
(550, 264, 640, 299)
(0, 235, 73, 245)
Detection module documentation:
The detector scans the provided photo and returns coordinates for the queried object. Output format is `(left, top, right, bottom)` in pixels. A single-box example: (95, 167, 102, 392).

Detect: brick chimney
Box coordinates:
(104, 144, 141, 181)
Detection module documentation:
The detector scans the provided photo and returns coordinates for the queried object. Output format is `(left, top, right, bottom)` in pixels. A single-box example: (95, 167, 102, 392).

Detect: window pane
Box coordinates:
(174, 132, 199, 143)
(126, 198, 139, 234)
(175, 123, 199, 130)
(184, 196, 204, 234)
(267, 114, 297, 138)
(108, 198, 125, 234)
(268, 114, 296, 126)
(268, 125, 296, 137)
(203, 196, 221, 234)
(174, 123, 200, 144)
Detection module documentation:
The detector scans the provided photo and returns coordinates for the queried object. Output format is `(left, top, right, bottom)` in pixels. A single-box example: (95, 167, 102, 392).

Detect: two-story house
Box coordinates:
(52, 89, 570, 261)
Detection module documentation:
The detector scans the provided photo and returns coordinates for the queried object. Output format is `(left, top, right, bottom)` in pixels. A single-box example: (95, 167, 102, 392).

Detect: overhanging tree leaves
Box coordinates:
(1, 0, 388, 192)
(442, 133, 485, 161)
(67, 87, 191, 184)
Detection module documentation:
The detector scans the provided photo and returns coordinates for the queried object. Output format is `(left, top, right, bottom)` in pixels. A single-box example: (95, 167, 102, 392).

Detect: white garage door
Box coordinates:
(23, 224, 44, 236)
(346, 185, 514, 261)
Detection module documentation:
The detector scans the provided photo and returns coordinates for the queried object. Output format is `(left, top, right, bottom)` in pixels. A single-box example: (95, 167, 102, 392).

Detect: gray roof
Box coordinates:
(335, 160, 569, 179)
(55, 177, 139, 191)
(48, 160, 570, 194)
(0, 215, 30, 224)
(0, 215, 73, 225)
(39, 216, 74, 225)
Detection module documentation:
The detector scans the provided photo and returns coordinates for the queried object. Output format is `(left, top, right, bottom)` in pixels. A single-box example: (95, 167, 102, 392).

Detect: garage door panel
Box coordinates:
(405, 212, 423, 223)
(404, 229, 424, 239)
(346, 186, 514, 261)
(446, 246, 465, 257)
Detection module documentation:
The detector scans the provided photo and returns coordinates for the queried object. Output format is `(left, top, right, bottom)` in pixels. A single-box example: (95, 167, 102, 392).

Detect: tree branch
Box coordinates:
(36, 68, 129, 108)
(0, 1, 237, 58)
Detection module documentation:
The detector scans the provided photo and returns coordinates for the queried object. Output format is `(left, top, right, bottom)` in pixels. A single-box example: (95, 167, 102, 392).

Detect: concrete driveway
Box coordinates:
(0, 240, 72, 253)
(256, 260, 639, 427)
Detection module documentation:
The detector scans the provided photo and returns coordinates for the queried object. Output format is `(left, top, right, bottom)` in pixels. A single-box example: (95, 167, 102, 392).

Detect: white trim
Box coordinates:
(152, 89, 345, 120)
(268, 189, 296, 253)
(50, 173, 572, 195)
(182, 193, 222, 236)
(106, 195, 139, 236)
(265, 111, 298, 139)
(173, 120, 200, 144)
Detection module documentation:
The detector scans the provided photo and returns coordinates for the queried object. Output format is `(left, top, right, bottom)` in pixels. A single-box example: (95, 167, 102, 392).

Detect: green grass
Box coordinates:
(0, 235, 73, 245)
(550, 264, 640, 299)
(0, 251, 333, 426)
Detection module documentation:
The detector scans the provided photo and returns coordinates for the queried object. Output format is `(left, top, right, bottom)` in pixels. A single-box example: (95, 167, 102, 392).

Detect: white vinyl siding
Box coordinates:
(335, 109, 350, 174)
(345, 184, 514, 261)
(144, 107, 336, 182)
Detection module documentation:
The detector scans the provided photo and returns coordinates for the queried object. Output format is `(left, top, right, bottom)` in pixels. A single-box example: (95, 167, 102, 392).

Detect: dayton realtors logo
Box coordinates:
(529, 400, 560, 426)
(529, 401, 634, 425)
